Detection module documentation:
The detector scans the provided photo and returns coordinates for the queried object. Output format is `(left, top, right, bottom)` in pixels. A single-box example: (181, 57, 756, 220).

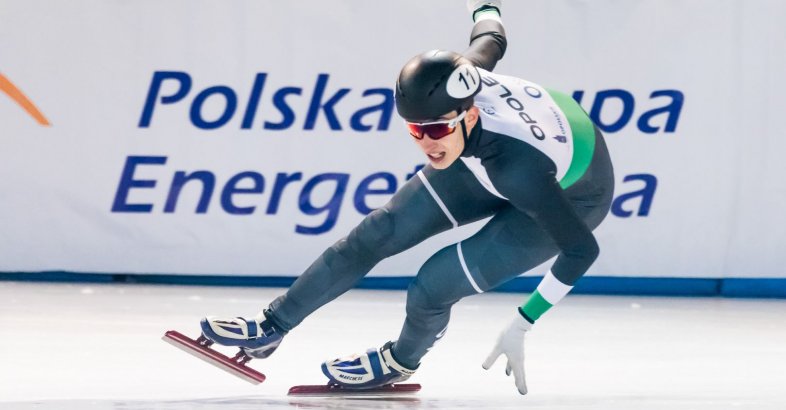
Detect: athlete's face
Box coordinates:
(411, 107, 479, 170)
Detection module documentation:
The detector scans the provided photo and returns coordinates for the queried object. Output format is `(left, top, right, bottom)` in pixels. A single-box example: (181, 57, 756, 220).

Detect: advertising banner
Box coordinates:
(1, 0, 785, 280)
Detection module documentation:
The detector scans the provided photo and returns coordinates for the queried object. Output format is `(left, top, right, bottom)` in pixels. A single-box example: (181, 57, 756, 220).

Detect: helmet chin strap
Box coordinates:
(458, 118, 470, 156)
(459, 108, 470, 155)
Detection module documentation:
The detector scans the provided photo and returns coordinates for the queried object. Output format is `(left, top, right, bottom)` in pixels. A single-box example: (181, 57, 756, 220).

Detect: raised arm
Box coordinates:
(463, 1, 507, 71)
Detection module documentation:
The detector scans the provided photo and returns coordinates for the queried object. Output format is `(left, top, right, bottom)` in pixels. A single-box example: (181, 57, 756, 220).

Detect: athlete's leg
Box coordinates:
(393, 130, 614, 367)
(267, 161, 507, 332)
(393, 205, 577, 368)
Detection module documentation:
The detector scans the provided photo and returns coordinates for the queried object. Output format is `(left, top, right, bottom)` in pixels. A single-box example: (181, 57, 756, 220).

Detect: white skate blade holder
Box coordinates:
(162, 330, 266, 385)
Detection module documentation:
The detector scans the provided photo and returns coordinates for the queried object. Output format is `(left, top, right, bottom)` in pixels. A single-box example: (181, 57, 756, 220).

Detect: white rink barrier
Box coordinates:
(1, 1, 785, 296)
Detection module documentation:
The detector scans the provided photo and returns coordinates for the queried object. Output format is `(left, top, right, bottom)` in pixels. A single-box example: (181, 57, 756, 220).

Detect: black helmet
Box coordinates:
(395, 50, 482, 122)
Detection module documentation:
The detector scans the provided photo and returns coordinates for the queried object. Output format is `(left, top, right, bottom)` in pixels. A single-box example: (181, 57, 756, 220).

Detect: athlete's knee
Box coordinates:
(406, 267, 461, 314)
(405, 277, 440, 316)
(352, 208, 396, 254)
(324, 208, 396, 266)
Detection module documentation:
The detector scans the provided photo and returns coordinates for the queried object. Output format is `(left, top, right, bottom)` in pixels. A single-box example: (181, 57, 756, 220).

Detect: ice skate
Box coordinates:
(162, 311, 284, 384)
(289, 341, 421, 396)
(199, 312, 284, 359)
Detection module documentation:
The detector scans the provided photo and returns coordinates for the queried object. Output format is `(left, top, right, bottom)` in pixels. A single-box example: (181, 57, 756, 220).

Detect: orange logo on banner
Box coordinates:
(0, 73, 51, 126)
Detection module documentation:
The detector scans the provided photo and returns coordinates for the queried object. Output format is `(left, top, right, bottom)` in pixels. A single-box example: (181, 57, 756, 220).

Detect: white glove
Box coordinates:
(466, 0, 502, 15)
(482, 309, 532, 395)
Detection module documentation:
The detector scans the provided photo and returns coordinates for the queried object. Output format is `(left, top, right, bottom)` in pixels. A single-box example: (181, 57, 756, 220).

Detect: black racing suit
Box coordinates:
(267, 19, 614, 368)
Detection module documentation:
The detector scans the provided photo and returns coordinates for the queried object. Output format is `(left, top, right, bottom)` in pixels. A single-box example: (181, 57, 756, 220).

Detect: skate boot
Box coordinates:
(200, 310, 285, 359)
(321, 341, 417, 389)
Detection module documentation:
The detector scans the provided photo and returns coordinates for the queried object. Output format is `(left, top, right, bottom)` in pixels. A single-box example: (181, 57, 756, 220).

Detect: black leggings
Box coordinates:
(269, 128, 614, 368)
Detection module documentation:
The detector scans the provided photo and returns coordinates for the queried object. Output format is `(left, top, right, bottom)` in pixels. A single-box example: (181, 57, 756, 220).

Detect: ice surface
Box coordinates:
(1, 281, 784, 409)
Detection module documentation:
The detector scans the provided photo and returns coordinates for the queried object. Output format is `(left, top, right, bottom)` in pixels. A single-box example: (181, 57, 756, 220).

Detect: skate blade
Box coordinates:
(162, 330, 266, 385)
(288, 383, 421, 396)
